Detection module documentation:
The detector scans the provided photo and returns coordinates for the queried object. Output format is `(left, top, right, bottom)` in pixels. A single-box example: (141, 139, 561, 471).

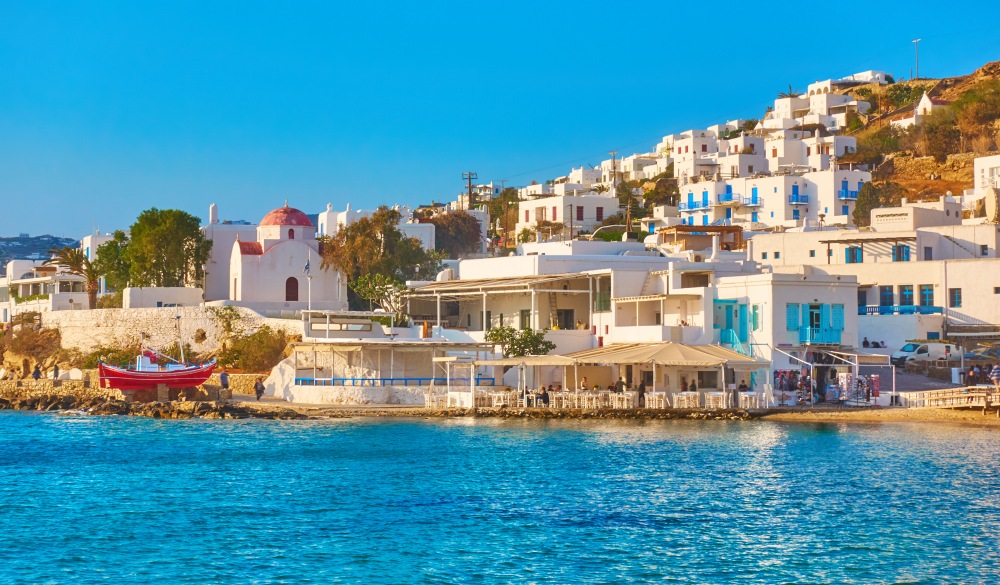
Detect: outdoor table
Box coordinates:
(490, 392, 509, 407)
(645, 391, 669, 409)
(704, 391, 727, 409)
(676, 391, 701, 409)
(611, 391, 637, 409)
(738, 391, 757, 409)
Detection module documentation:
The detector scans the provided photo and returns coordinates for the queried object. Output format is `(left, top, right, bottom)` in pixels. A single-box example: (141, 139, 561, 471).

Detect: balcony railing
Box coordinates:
(838, 189, 859, 201)
(715, 193, 739, 205)
(788, 194, 809, 205)
(679, 200, 710, 211)
(742, 195, 763, 206)
(859, 305, 944, 316)
(798, 327, 842, 345)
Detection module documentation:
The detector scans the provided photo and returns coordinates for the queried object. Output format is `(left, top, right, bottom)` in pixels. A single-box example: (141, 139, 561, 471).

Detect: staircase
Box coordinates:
(548, 291, 558, 328)
(639, 271, 656, 296)
(943, 235, 978, 258)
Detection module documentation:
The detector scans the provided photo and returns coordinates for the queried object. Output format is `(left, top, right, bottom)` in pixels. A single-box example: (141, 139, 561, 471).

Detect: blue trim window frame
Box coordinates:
(919, 284, 934, 307)
(879, 285, 894, 307)
(949, 288, 962, 308)
(891, 244, 910, 262)
(792, 209, 800, 220)
(846, 246, 863, 264)
(898, 285, 914, 306)
(841, 205, 849, 215)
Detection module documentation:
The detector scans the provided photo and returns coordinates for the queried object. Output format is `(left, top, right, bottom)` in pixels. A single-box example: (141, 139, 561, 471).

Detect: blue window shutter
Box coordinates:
(792, 184, 799, 196)
(842, 205, 849, 215)
(820, 304, 831, 328)
(903, 246, 910, 261)
(832, 304, 844, 330)
(752, 187, 758, 197)
(846, 248, 852, 263)
(786, 304, 800, 331)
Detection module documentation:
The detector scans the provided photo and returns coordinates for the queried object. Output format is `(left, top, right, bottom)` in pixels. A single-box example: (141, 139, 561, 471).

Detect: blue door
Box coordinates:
(725, 208, 732, 219)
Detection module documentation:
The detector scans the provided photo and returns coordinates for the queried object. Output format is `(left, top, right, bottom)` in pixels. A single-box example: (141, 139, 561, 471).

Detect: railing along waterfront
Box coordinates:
(859, 305, 943, 315)
(294, 377, 496, 387)
(907, 387, 997, 409)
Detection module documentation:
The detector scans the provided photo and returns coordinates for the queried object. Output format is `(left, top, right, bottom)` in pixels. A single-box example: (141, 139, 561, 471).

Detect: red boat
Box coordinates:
(98, 359, 217, 391)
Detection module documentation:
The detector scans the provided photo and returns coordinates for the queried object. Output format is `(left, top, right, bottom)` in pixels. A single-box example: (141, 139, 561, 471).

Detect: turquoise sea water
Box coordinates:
(1, 413, 999, 584)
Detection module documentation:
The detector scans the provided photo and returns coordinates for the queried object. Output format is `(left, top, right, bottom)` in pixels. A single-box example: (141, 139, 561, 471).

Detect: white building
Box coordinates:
(315, 203, 436, 251)
(223, 203, 348, 315)
(515, 193, 620, 239)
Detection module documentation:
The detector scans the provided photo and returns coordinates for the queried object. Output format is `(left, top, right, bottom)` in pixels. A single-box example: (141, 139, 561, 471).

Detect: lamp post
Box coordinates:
(912, 38, 921, 80)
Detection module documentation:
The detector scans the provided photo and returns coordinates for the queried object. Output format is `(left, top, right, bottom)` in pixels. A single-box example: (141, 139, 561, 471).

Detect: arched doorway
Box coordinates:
(285, 277, 299, 302)
(288, 229, 295, 239)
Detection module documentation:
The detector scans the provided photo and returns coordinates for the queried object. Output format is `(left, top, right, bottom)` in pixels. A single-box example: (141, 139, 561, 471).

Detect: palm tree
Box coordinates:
(44, 247, 102, 309)
(777, 84, 803, 99)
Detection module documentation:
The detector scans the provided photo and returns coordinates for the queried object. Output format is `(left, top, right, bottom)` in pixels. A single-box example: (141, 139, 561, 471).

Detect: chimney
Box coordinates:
(209, 203, 219, 225)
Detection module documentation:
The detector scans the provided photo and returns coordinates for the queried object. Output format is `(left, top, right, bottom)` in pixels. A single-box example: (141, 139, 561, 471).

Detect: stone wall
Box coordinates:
(0, 379, 124, 403)
(41, 306, 303, 354)
(205, 373, 260, 395)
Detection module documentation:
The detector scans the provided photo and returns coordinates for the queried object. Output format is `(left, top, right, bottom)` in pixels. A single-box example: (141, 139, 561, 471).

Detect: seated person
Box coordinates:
(538, 387, 550, 406)
(738, 380, 749, 392)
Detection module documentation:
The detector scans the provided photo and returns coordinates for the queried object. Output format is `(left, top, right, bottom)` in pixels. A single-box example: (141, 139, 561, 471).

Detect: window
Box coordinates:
(809, 250, 816, 258)
(654, 312, 661, 325)
(701, 144, 707, 152)
(596, 207, 604, 222)
(982, 244, 989, 256)
(774, 252, 781, 259)
(485, 311, 492, 331)
(288, 229, 295, 239)
(786, 304, 800, 331)
(685, 145, 689, 153)
(285, 277, 299, 302)
(891, 244, 910, 262)
(879, 286, 894, 307)
(576, 206, 584, 221)
(995, 287, 1000, 294)
(771, 148, 777, 157)
(761, 252, 768, 260)
(519, 309, 531, 330)
(832, 304, 845, 330)
(552, 206, 557, 220)
(949, 288, 962, 308)
(792, 209, 800, 220)
(846, 246, 863, 264)
(525, 210, 529, 222)
(924, 246, 933, 261)
(899, 285, 914, 306)
(828, 249, 833, 257)
(920, 285, 934, 306)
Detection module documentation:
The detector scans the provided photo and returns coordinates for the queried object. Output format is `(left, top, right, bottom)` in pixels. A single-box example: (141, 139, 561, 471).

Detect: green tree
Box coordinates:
(485, 326, 556, 358)
(94, 230, 131, 292)
(777, 84, 802, 99)
(43, 246, 103, 309)
(915, 109, 960, 163)
(126, 209, 212, 287)
(428, 211, 483, 258)
(351, 273, 408, 324)
(320, 206, 440, 309)
(853, 182, 880, 227)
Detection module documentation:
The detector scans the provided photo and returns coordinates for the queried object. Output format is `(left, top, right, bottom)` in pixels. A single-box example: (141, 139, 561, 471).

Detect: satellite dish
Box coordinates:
(985, 187, 1000, 223)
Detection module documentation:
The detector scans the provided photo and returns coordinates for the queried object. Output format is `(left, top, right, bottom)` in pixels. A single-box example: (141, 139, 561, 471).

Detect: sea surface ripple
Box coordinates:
(1, 412, 998, 584)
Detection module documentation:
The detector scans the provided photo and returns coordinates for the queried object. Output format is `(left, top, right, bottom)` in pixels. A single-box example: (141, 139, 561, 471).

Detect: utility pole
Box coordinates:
(462, 171, 478, 211)
(912, 38, 921, 80)
(499, 178, 509, 246)
(569, 203, 574, 240)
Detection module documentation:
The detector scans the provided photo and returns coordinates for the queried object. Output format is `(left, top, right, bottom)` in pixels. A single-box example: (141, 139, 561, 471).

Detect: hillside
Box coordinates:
(840, 60, 1000, 204)
(0, 234, 79, 269)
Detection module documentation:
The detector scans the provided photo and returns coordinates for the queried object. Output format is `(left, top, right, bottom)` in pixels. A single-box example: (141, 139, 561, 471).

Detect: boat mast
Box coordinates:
(176, 314, 186, 363)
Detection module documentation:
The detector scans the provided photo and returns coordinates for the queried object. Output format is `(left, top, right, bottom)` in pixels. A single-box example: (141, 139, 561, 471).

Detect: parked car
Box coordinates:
(890, 342, 957, 367)
(963, 347, 1000, 360)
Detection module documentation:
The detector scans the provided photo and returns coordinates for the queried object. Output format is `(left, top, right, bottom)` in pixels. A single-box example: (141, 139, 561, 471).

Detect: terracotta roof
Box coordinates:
(260, 205, 313, 227)
(238, 242, 263, 255)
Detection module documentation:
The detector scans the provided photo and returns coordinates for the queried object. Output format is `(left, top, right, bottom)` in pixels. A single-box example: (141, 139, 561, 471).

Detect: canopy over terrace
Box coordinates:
(563, 342, 767, 369)
(403, 271, 601, 331)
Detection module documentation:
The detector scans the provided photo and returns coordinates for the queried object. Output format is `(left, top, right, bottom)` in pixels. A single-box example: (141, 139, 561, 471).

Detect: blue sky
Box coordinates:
(1, 1, 998, 237)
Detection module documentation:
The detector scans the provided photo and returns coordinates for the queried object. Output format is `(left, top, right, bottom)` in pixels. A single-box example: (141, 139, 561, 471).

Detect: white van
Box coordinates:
(890, 342, 956, 367)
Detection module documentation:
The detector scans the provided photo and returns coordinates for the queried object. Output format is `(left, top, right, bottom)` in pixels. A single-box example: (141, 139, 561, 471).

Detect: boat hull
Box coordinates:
(98, 360, 217, 391)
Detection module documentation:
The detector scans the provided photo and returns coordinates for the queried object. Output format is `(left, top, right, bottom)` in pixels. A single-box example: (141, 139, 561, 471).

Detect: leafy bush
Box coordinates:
(96, 291, 123, 308)
(81, 345, 139, 369)
(216, 326, 290, 372)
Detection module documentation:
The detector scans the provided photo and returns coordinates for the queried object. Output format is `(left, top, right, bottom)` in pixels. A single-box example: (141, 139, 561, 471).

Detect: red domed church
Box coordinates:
(213, 202, 347, 313)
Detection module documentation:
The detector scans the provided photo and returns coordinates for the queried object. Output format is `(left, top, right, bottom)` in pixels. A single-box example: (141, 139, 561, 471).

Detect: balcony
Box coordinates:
(714, 193, 740, 206)
(798, 327, 842, 345)
(788, 194, 809, 205)
(838, 189, 858, 201)
(742, 195, 763, 207)
(679, 200, 710, 211)
(859, 305, 944, 316)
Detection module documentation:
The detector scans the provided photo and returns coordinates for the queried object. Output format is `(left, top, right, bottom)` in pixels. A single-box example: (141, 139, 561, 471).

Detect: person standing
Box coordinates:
(614, 377, 625, 393)
(637, 380, 646, 408)
(52, 364, 59, 380)
(991, 363, 1000, 390)
(254, 377, 265, 401)
(32, 365, 41, 381)
(220, 369, 230, 394)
